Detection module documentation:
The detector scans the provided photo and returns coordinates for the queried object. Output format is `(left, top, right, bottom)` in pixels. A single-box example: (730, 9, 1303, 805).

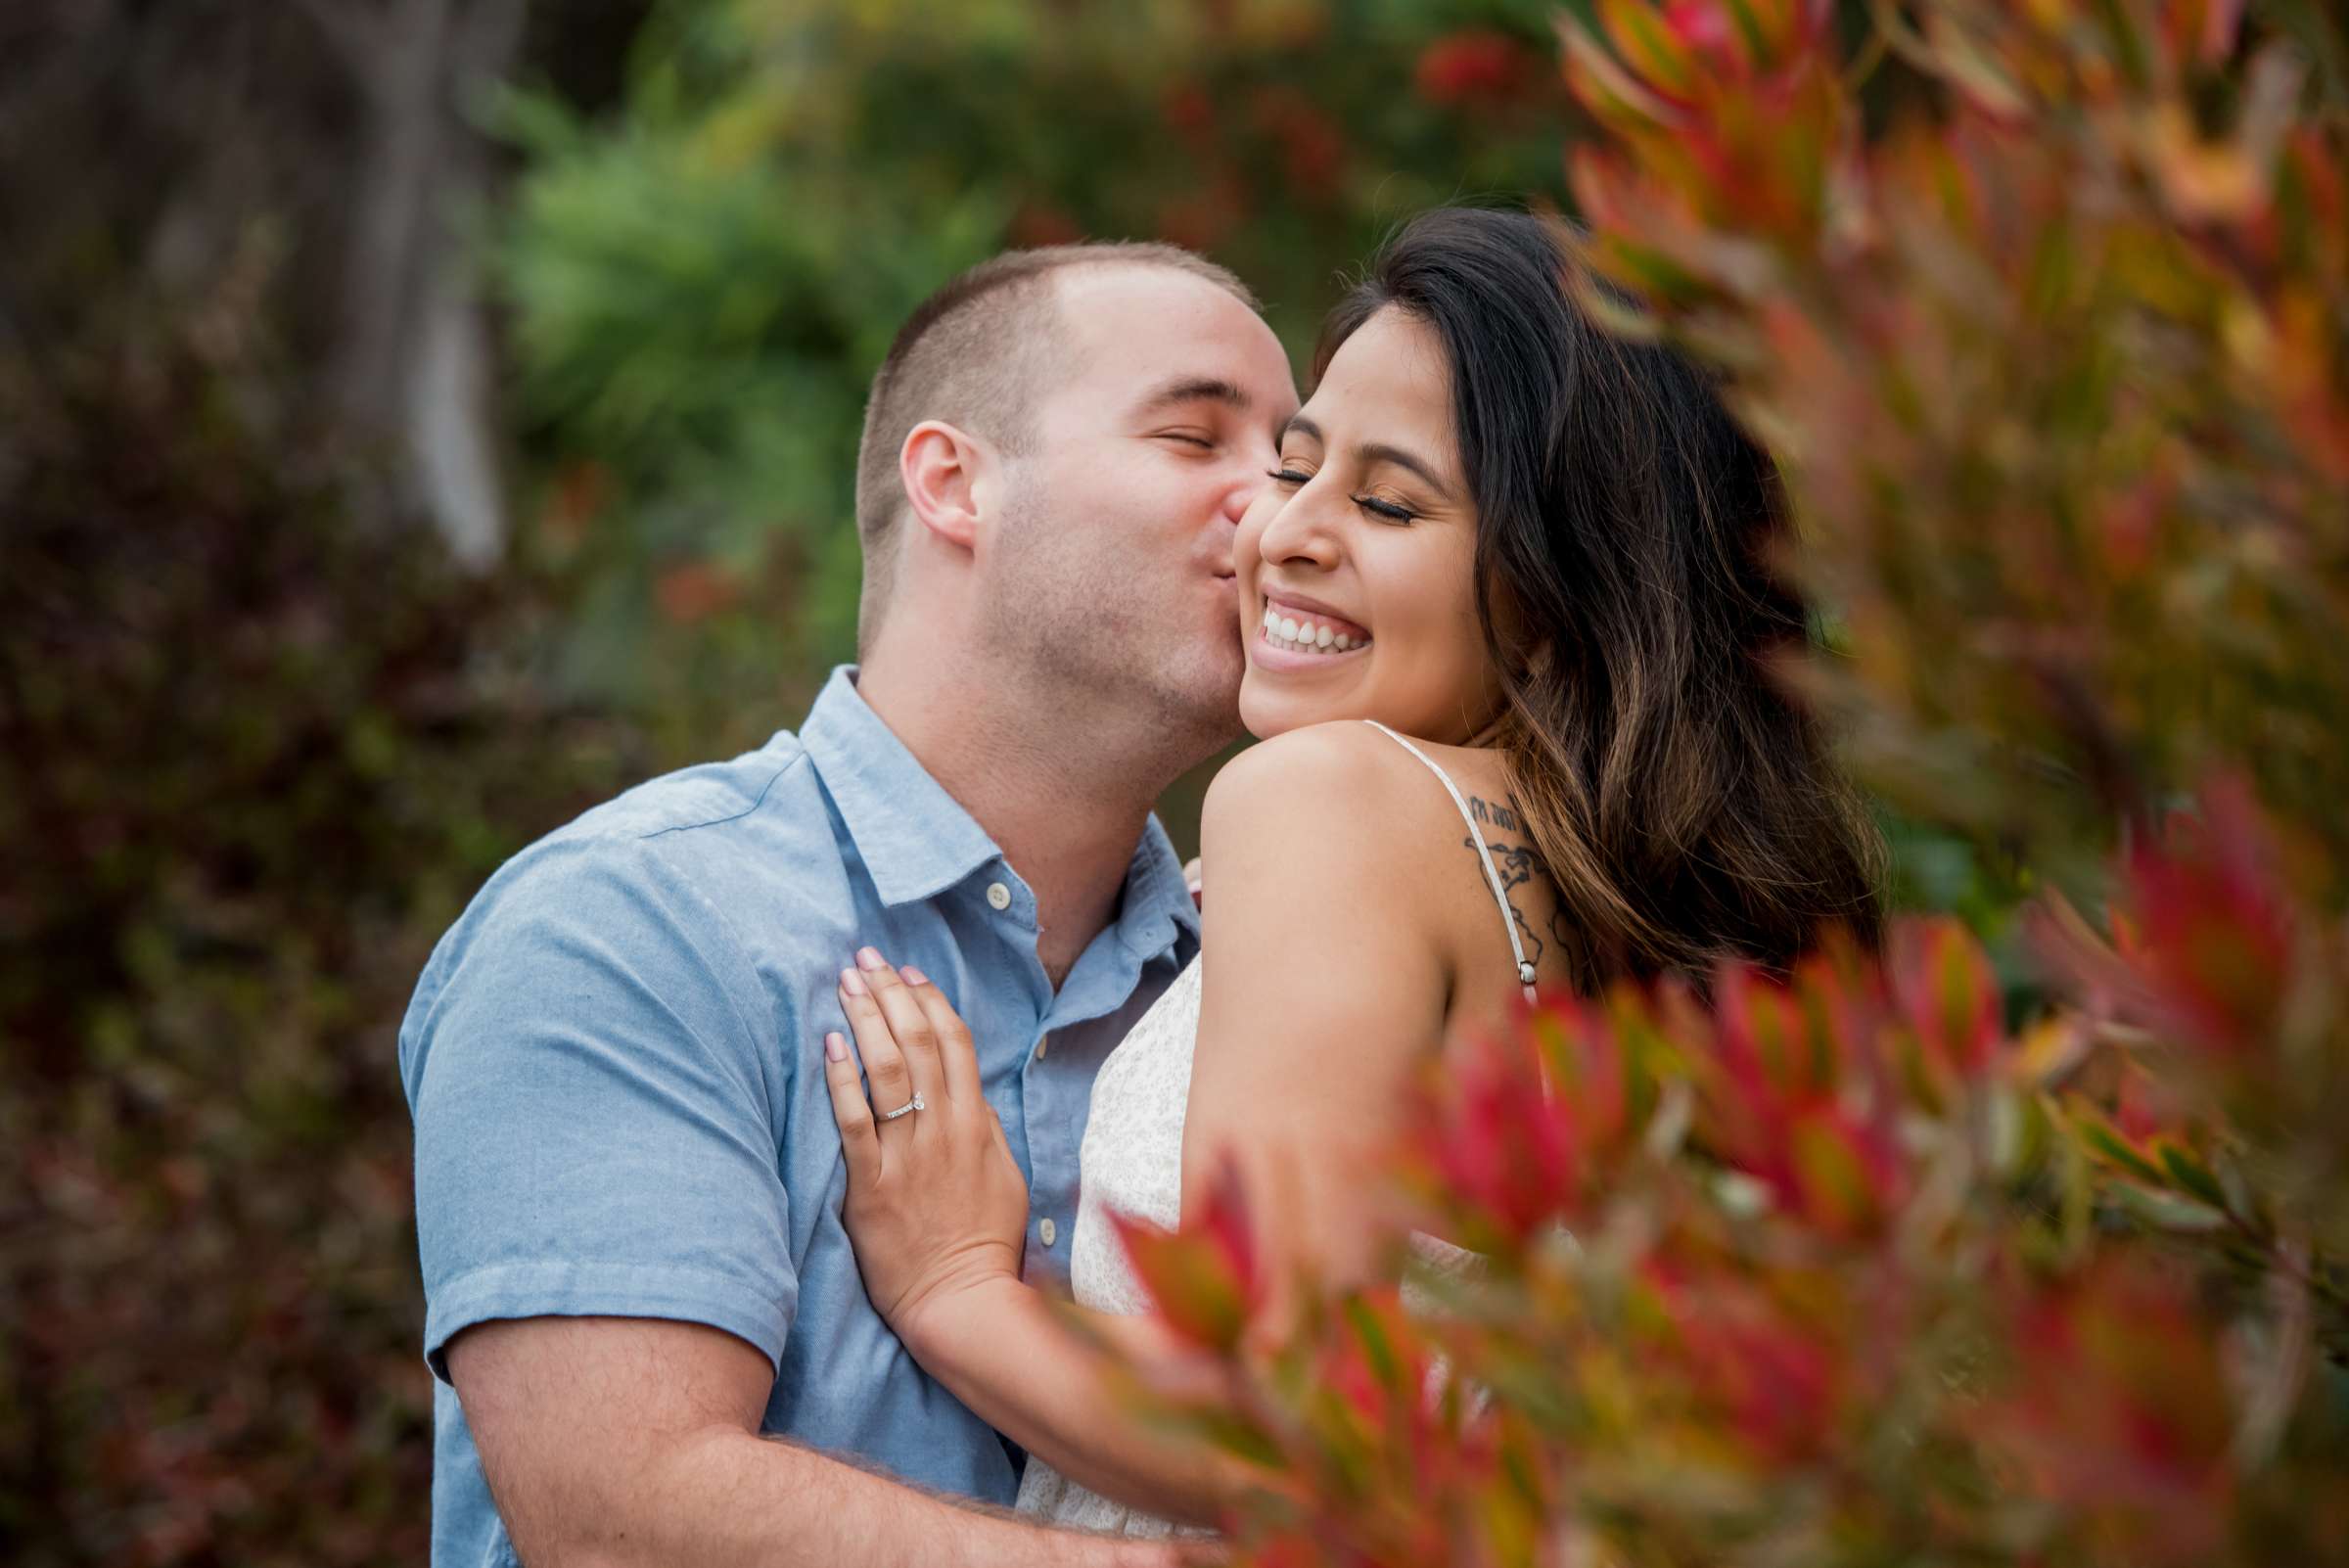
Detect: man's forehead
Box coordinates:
(1041, 263, 1294, 422)
(1057, 267, 1267, 357)
(1052, 258, 1236, 316)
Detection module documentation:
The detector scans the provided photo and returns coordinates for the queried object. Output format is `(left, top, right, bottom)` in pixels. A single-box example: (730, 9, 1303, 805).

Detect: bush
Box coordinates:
(1113, 3, 2349, 1562)
(0, 268, 637, 1566)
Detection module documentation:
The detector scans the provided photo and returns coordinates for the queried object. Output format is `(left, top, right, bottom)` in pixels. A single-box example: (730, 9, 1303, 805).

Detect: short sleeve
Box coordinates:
(400, 836, 797, 1381)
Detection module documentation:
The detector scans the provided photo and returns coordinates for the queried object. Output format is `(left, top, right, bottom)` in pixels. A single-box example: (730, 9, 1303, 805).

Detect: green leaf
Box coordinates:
(2158, 1143, 2229, 1212)
(2071, 1110, 2169, 1187)
(1341, 1296, 1403, 1396)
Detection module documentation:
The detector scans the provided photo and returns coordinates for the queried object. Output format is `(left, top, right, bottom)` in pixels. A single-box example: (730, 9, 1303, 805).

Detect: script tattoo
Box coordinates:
(1467, 794, 1523, 834)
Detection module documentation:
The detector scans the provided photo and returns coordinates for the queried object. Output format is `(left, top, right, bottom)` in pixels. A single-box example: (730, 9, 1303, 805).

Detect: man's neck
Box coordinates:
(854, 657, 1176, 986)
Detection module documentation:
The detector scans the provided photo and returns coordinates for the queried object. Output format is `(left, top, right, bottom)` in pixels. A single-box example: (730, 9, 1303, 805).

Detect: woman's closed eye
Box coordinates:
(1353, 492, 1417, 524)
(1267, 465, 1420, 525)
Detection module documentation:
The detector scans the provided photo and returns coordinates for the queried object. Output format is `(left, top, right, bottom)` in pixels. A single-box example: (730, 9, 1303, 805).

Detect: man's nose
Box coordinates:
(1220, 471, 1263, 526)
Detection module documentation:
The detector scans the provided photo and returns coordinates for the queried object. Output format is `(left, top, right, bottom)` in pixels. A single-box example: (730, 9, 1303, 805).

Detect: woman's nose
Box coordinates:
(1254, 483, 1341, 569)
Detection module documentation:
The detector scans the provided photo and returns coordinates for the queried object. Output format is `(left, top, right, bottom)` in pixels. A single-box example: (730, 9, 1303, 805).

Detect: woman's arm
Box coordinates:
(823, 959, 1260, 1525)
(1180, 724, 1451, 1301)
(822, 726, 1448, 1518)
(896, 1272, 1246, 1524)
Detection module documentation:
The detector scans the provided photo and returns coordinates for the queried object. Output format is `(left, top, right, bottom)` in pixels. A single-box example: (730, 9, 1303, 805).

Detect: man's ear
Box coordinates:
(898, 420, 993, 553)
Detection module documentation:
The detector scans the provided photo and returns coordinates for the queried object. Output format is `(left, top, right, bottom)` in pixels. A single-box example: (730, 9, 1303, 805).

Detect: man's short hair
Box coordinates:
(852, 242, 1259, 651)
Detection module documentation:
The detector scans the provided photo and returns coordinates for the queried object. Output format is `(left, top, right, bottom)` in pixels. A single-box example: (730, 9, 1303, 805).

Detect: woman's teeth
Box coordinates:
(1260, 605, 1367, 655)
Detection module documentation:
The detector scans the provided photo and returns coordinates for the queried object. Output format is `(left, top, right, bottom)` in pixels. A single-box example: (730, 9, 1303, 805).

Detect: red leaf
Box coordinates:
(2118, 777, 2296, 1057)
(1114, 1152, 1261, 1354)
(653, 561, 738, 625)
(1978, 1256, 2235, 1565)
(1410, 1018, 1582, 1243)
(1414, 30, 1536, 107)
(1893, 915, 2004, 1085)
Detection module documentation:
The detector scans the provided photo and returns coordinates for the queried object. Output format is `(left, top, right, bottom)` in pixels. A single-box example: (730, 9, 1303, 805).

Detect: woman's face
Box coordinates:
(1236, 305, 1500, 744)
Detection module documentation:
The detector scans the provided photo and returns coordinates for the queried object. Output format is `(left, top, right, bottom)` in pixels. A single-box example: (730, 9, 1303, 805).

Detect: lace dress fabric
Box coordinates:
(1014, 724, 1509, 1537)
(1014, 957, 1209, 1539)
(1011, 957, 1481, 1538)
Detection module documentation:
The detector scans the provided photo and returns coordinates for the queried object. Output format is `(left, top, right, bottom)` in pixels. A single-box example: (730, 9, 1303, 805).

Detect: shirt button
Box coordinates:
(1039, 1218, 1058, 1248)
(1034, 1037, 1049, 1061)
(986, 881, 1012, 911)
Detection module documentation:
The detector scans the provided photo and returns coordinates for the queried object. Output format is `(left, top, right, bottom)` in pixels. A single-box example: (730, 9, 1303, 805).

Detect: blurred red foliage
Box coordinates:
(1102, 2, 2349, 1560)
(1415, 30, 1538, 107)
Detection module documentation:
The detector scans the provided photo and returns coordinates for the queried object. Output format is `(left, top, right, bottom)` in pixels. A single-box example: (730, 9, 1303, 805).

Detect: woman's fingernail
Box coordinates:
(824, 1031, 847, 1062)
(900, 965, 927, 986)
(839, 966, 867, 997)
(856, 945, 885, 971)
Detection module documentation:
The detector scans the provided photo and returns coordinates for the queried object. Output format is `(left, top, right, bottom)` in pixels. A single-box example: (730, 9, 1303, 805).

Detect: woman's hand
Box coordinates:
(824, 957, 1246, 1526)
(823, 948, 1031, 1356)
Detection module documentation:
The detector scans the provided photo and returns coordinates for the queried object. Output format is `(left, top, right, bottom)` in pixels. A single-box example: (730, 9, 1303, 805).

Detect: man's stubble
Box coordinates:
(977, 471, 1245, 785)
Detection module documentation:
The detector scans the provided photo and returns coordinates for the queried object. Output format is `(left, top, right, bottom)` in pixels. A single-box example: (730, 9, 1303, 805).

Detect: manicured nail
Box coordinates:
(839, 967, 867, 996)
(900, 965, 928, 986)
(856, 946, 885, 971)
(824, 1031, 847, 1062)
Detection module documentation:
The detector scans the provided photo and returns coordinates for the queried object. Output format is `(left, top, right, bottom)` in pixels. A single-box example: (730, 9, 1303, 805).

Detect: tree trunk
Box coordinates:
(325, 0, 528, 563)
(337, 0, 452, 435)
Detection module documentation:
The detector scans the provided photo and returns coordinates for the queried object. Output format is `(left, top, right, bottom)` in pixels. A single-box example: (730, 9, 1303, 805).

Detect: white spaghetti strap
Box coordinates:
(1359, 720, 1540, 1007)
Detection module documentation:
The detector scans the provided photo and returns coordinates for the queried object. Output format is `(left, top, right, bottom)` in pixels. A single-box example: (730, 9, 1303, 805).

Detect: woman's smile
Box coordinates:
(1250, 591, 1372, 672)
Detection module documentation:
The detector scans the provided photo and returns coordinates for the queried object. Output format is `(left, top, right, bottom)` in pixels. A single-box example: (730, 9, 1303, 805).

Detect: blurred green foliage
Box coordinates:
(494, 0, 1576, 763)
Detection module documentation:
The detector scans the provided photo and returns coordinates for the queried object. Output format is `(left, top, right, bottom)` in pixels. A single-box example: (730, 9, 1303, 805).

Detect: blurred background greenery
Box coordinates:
(496, 0, 1581, 762)
(0, 1, 1986, 1561)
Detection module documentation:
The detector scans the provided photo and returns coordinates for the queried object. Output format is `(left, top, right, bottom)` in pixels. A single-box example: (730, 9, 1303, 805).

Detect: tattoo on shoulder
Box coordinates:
(1465, 794, 1523, 835)
(1460, 794, 1548, 968)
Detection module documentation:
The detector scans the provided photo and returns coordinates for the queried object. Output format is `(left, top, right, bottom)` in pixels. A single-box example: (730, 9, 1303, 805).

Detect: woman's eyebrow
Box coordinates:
(1358, 441, 1452, 498)
(1279, 415, 1454, 499)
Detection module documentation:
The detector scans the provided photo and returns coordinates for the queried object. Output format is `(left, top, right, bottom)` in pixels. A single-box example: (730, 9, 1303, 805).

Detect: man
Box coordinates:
(400, 242, 1299, 1566)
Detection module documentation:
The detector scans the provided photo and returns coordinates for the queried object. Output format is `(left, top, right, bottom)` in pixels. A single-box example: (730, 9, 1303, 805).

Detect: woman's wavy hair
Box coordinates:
(1315, 207, 1883, 984)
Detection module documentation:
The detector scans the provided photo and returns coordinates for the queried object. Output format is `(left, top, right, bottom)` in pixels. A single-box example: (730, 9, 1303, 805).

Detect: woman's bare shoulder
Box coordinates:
(1214, 725, 1566, 992)
(1199, 722, 1537, 910)
(1200, 721, 1448, 855)
(1191, 725, 1451, 1054)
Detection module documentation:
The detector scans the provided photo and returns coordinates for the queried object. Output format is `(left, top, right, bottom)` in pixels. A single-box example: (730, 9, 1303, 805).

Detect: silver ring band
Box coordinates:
(876, 1091, 925, 1123)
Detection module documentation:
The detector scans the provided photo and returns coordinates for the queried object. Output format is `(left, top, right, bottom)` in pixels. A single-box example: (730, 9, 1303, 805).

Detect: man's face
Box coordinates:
(979, 266, 1298, 749)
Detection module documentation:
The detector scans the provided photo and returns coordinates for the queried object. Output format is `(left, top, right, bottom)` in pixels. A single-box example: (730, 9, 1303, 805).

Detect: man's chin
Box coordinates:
(1155, 645, 1248, 748)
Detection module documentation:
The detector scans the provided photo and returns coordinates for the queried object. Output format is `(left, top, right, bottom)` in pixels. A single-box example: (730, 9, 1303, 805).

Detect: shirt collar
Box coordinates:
(797, 667, 1204, 963)
(1113, 812, 1202, 965)
(799, 667, 1002, 908)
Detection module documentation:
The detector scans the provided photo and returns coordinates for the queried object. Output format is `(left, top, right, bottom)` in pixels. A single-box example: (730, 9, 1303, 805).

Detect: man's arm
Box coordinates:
(449, 1315, 1174, 1568)
(406, 839, 1173, 1566)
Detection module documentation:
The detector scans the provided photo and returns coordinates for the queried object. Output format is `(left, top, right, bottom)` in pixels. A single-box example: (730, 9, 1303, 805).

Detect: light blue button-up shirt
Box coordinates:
(401, 667, 1199, 1566)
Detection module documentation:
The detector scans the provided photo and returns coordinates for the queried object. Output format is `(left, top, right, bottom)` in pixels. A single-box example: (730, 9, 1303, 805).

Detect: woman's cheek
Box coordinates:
(1387, 543, 1484, 732)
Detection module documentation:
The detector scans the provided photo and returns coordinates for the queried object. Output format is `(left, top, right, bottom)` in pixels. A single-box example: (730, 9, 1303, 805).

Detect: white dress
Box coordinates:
(1013, 723, 1535, 1538)
(1012, 956, 1214, 1539)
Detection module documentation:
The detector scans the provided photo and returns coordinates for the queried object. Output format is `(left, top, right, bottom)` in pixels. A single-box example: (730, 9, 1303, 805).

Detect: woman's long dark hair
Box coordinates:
(1317, 207, 1881, 983)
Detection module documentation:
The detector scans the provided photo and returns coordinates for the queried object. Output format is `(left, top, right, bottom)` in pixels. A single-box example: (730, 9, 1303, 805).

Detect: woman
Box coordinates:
(818, 207, 1882, 1535)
